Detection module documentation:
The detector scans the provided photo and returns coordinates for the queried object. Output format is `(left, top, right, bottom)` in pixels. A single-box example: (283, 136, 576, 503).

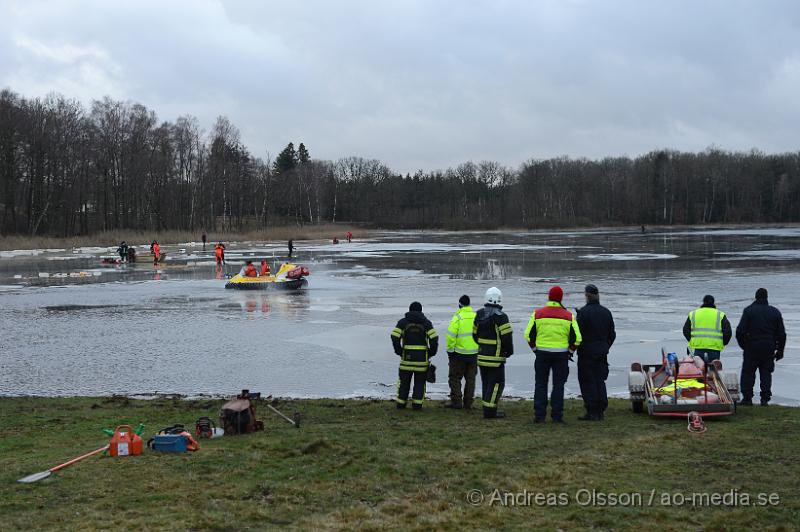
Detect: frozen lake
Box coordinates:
(1, 227, 799, 405)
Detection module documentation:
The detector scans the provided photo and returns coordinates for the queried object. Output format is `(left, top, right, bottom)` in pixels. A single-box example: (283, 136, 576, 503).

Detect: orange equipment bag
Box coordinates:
(109, 425, 143, 457)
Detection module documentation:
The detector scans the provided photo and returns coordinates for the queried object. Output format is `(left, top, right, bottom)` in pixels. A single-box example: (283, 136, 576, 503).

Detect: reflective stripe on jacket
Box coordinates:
(446, 306, 479, 356)
(688, 307, 725, 351)
(391, 312, 439, 372)
(472, 305, 513, 368)
(524, 301, 582, 352)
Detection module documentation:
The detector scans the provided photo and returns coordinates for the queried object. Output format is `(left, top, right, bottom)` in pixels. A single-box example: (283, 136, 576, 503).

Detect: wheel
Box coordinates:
(632, 400, 644, 413)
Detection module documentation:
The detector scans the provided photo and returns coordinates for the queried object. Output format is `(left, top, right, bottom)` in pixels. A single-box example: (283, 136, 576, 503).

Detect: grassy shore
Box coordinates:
(0, 225, 364, 251)
(1, 397, 798, 530)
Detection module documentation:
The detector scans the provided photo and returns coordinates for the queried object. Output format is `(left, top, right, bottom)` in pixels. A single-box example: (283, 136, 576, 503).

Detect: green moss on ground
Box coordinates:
(1, 397, 797, 530)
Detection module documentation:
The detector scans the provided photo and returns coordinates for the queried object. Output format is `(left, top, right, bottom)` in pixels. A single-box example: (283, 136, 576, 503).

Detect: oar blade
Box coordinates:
(17, 470, 51, 483)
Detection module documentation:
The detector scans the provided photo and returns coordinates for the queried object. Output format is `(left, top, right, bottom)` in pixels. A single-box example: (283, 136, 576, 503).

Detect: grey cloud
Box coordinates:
(1, 0, 799, 173)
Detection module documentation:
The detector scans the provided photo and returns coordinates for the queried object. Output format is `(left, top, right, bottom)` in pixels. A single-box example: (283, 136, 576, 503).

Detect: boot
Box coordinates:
(760, 399, 770, 406)
(533, 418, 545, 424)
(412, 404, 423, 411)
(740, 398, 753, 406)
(578, 413, 600, 421)
(396, 402, 406, 410)
(444, 401, 463, 409)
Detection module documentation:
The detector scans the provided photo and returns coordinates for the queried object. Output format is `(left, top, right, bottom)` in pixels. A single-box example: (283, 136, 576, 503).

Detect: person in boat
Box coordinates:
(474, 287, 514, 419)
(117, 241, 128, 262)
(683, 295, 732, 364)
(152, 241, 161, 265)
(391, 302, 438, 410)
(260, 259, 270, 276)
(736, 288, 786, 406)
(444, 295, 479, 410)
(576, 284, 616, 421)
(243, 261, 258, 277)
(525, 286, 581, 424)
(215, 242, 226, 265)
(288, 239, 294, 258)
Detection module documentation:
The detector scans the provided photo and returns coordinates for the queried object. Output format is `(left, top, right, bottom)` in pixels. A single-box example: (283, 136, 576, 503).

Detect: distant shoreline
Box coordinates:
(1, 222, 799, 251)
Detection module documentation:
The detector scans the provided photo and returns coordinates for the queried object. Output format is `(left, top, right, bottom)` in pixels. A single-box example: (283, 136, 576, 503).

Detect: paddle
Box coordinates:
(18, 444, 109, 483)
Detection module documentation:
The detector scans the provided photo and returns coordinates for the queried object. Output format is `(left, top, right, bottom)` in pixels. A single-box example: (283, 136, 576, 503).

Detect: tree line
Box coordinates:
(2, 88, 799, 236)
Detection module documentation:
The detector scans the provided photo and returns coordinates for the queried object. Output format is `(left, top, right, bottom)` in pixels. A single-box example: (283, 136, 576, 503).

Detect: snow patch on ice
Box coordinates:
(1, 248, 65, 258)
(580, 253, 678, 261)
(715, 249, 800, 259)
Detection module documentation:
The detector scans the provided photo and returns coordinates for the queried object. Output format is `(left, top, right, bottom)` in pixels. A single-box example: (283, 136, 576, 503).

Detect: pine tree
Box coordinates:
(273, 142, 297, 175)
(297, 142, 310, 166)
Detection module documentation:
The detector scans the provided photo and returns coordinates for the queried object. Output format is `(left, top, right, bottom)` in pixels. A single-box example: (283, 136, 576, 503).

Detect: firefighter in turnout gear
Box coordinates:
(473, 287, 513, 419)
(391, 302, 439, 410)
(444, 295, 479, 409)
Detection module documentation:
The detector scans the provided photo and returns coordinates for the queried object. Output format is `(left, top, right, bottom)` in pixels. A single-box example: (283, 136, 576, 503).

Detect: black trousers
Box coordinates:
(741, 351, 775, 401)
(577, 354, 609, 415)
(534, 351, 570, 421)
(479, 365, 505, 417)
(448, 354, 477, 407)
(397, 369, 427, 408)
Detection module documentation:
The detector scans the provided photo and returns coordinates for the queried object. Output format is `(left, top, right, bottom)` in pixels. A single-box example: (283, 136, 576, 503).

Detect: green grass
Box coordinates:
(1, 397, 798, 531)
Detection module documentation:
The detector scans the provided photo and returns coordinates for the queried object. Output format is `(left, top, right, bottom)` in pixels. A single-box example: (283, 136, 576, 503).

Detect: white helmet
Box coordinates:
(485, 287, 502, 305)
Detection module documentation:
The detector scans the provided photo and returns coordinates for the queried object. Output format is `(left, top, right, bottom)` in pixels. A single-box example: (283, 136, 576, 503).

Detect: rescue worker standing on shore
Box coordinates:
(525, 286, 581, 423)
(576, 284, 615, 421)
(391, 302, 438, 410)
(473, 287, 513, 419)
(444, 295, 479, 409)
(737, 288, 786, 406)
(683, 295, 732, 363)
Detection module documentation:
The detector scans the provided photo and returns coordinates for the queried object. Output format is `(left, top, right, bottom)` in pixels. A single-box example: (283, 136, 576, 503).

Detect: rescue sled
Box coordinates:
(225, 263, 309, 290)
(628, 348, 739, 417)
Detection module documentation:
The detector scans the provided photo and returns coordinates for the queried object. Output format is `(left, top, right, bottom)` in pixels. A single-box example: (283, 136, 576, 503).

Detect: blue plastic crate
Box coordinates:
(151, 434, 188, 453)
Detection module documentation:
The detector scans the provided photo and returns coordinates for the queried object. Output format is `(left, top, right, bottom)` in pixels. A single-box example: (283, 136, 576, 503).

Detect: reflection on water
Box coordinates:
(1, 228, 799, 403)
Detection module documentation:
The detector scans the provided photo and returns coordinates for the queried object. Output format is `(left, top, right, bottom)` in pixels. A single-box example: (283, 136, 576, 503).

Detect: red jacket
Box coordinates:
(244, 264, 258, 277)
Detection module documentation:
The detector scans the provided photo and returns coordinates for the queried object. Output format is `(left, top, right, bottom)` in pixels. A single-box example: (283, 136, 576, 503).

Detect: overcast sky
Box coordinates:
(1, 0, 799, 173)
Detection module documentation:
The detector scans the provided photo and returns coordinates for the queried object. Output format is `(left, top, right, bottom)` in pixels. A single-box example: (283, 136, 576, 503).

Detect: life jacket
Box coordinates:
(261, 262, 270, 276)
(153, 244, 161, 256)
(654, 378, 707, 396)
(245, 264, 258, 277)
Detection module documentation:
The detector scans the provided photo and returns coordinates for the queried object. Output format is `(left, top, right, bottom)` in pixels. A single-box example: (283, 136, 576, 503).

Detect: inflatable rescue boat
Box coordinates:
(225, 263, 309, 290)
(628, 348, 739, 417)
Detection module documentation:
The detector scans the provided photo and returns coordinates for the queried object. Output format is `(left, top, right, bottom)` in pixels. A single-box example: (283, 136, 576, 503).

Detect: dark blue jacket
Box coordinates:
(576, 300, 616, 357)
(736, 299, 786, 354)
